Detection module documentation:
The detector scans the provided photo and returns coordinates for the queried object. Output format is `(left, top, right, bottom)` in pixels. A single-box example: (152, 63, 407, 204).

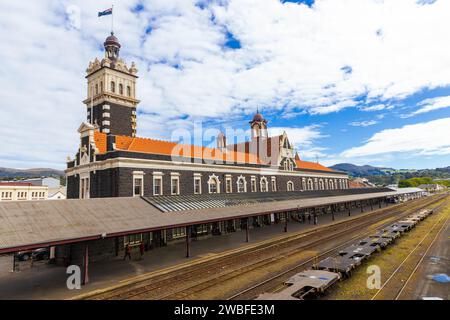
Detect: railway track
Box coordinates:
(370, 199, 449, 300)
(82, 194, 446, 300)
(228, 195, 448, 300)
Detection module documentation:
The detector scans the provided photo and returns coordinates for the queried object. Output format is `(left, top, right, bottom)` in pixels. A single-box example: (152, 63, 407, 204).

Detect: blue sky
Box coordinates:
(0, 0, 449, 170)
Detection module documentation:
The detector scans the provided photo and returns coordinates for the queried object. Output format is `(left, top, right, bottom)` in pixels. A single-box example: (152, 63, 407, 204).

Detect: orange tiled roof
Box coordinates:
(94, 131, 107, 154)
(94, 131, 335, 171)
(95, 131, 261, 164)
(295, 159, 334, 172)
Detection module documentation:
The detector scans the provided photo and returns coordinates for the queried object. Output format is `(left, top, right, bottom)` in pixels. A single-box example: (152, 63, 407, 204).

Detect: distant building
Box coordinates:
(48, 187, 67, 200)
(349, 178, 375, 188)
(0, 182, 48, 201)
(417, 184, 445, 193)
(20, 177, 61, 189)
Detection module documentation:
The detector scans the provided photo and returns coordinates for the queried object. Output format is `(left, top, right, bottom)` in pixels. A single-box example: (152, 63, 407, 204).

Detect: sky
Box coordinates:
(0, 0, 450, 170)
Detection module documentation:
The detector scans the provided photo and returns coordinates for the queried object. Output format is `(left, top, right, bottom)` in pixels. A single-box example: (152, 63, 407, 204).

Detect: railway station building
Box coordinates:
(66, 33, 350, 201)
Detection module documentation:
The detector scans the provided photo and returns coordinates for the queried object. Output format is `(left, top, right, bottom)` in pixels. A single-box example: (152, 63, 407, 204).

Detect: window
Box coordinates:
(271, 177, 277, 192)
(301, 178, 306, 191)
(260, 177, 268, 192)
(208, 175, 220, 194)
(307, 179, 313, 190)
(251, 176, 257, 192)
(132, 171, 145, 197)
(237, 176, 246, 193)
(153, 177, 162, 195)
(95, 84, 98, 95)
(110, 81, 115, 93)
(100, 81, 103, 92)
(171, 175, 180, 195)
(127, 85, 131, 97)
(319, 179, 324, 190)
(134, 178, 143, 196)
(80, 174, 90, 199)
(196, 224, 209, 234)
(119, 83, 123, 95)
(172, 227, 186, 239)
(287, 181, 294, 191)
(124, 233, 142, 246)
(329, 179, 334, 190)
(194, 175, 202, 194)
(225, 175, 232, 193)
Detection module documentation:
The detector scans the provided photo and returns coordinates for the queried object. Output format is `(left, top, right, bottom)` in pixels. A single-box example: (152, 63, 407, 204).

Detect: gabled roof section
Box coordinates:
(94, 132, 261, 165)
(92, 131, 337, 172)
(295, 158, 334, 172)
(93, 131, 107, 154)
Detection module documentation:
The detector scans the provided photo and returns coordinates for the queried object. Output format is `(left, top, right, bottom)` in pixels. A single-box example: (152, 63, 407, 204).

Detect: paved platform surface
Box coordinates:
(0, 203, 391, 300)
(407, 215, 449, 300)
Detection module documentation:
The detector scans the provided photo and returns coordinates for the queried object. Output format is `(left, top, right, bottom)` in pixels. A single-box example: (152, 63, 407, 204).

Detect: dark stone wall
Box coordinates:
(90, 168, 120, 198)
(90, 167, 346, 198)
(90, 101, 135, 136)
(67, 175, 79, 199)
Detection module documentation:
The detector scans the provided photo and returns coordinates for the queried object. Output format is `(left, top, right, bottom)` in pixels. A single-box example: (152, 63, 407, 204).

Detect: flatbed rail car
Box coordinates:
(357, 237, 391, 250)
(339, 242, 381, 257)
(398, 217, 420, 226)
(256, 270, 340, 300)
(254, 207, 436, 300)
(313, 253, 364, 276)
(387, 221, 415, 233)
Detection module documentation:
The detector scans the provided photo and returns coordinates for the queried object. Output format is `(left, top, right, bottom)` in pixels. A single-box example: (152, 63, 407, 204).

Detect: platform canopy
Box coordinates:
(0, 188, 419, 254)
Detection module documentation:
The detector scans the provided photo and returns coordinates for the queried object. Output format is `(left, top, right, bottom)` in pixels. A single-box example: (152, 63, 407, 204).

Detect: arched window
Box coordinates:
(307, 179, 313, 190)
(95, 84, 98, 95)
(237, 176, 246, 193)
(302, 178, 306, 191)
(208, 175, 220, 194)
(271, 177, 277, 192)
(127, 85, 131, 97)
(119, 83, 123, 95)
(260, 177, 268, 192)
(100, 81, 103, 92)
(329, 179, 334, 190)
(287, 181, 294, 191)
(319, 179, 324, 190)
(110, 81, 115, 93)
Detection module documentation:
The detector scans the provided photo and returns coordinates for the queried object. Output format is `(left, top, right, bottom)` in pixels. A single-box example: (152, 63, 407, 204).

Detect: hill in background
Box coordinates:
(330, 163, 450, 186)
(0, 167, 64, 180)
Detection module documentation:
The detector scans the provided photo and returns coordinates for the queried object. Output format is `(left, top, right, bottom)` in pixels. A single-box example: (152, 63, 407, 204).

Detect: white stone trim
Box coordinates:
(65, 157, 348, 180)
(132, 171, 145, 197)
(236, 175, 247, 193)
(260, 176, 269, 192)
(207, 174, 221, 194)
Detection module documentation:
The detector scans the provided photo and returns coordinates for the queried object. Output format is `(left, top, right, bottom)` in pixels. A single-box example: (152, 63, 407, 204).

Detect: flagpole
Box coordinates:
(111, 4, 114, 33)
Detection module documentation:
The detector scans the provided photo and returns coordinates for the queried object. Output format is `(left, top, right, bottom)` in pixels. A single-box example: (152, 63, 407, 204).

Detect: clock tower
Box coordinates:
(84, 32, 139, 136)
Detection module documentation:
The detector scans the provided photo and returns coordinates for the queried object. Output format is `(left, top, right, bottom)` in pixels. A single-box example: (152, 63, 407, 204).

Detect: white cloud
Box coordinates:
(406, 95, 450, 117)
(341, 117, 450, 158)
(349, 120, 378, 127)
(1, 0, 450, 168)
(360, 104, 392, 112)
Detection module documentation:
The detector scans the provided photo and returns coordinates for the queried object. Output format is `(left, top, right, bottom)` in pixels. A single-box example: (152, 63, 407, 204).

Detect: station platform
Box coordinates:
(0, 202, 391, 300)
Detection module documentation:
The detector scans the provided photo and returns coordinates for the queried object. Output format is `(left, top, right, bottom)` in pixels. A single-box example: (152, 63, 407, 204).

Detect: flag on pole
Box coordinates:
(98, 8, 113, 17)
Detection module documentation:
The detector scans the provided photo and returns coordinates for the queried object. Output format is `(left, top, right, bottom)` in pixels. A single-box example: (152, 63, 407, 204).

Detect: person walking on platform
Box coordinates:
(123, 244, 132, 261)
(139, 241, 145, 260)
